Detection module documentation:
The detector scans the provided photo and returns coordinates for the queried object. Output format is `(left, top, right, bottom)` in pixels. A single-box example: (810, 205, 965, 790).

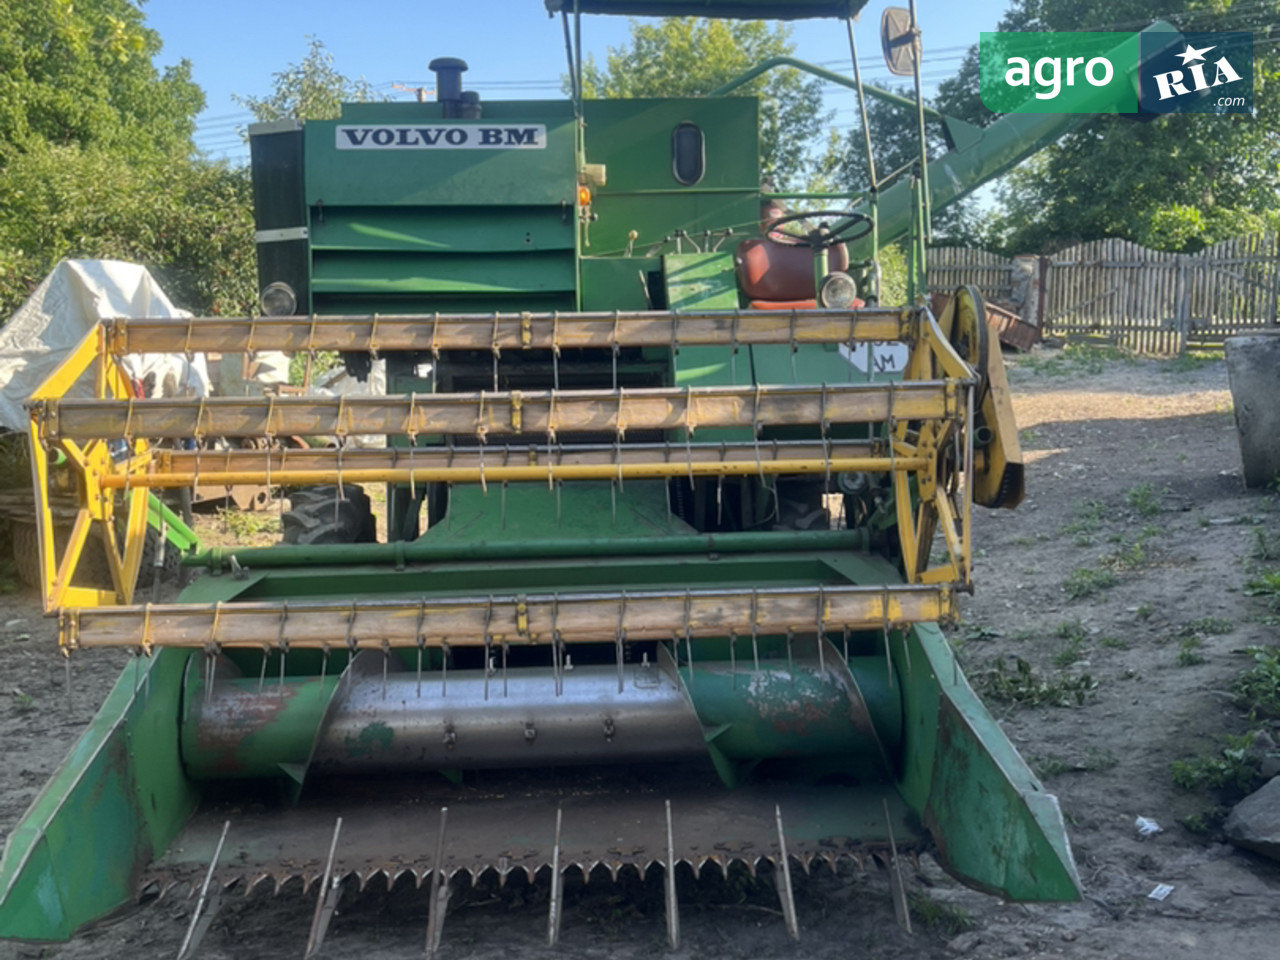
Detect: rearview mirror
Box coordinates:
(880, 8, 917, 77)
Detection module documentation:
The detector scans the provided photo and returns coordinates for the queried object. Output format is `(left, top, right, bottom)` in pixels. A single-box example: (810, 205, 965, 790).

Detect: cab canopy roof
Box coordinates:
(544, 0, 867, 19)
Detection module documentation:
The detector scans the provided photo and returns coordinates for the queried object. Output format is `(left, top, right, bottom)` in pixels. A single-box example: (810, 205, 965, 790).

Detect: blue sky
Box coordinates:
(140, 0, 1014, 162)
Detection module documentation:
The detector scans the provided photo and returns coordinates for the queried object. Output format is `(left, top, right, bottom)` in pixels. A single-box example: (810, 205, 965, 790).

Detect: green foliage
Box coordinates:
(1178, 809, 1226, 835)
(1171, 731, 1266, 797)
(0, 143, 257, 317)
(1034, 747, 1118, 779)
(219, 508, 282, 539)
(1252, 528, 1279, 562)
(1061, 499, 1106, 536)
(907, 892, 975, 936)
(1245, 569, 1280, 609)
(0, 0, 202, 158)
(1233, 646, 1280, 719)
(0, 1, 262, 319)
(580, 19, 827, 189)
(1017, 343, 1131, 377)
(234, 38, 380, 124)
(1053, 620, 1087, 668)
(1125, 484, 1162, 518)
(1177, 636, 1206, 667)
(1063, 566, 1118, 599)
(937, 1, 1280, 254)
(975, 656, 1097, 707)
(1102, 538, 1149, 573)
(1180, 617, 1233, 637)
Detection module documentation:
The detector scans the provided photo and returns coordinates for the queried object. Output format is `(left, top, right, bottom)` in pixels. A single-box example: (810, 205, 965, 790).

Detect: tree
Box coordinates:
(0, 0, 202, 161)
(234, 39, 380, 123)
(0, 142, 257, 318)
(579, 18, 829, 190)
(0, 0, 255, 319)
(934, 0, 1280, 253)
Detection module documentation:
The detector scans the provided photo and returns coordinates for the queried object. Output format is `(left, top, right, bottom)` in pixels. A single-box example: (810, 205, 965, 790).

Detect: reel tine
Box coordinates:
(424, 807, 450, 957)
(665, 800, 680, 950)
(547, 805, 564, 947)
(303, 817, 344, 959)
(176, 819, 230, 960)
(883, 798, 912, 934)
(774, 806, 799, 942)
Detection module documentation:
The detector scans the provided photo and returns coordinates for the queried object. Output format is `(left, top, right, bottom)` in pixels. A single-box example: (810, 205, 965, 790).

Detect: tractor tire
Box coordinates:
(10, 520, 178, 591)
(10, 520, 41, 589)
(282, 486, 377, 545)
(136, 524, 183, 588)
(10, 520, 113, 591)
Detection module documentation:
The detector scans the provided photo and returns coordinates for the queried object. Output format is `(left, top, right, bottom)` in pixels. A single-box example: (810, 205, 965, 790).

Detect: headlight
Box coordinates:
(818, 271, 859, 309)
(260, 282, 297, 316)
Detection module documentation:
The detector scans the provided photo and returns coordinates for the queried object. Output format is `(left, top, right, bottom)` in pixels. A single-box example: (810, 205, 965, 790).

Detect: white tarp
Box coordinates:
(0, 259, 210, 431)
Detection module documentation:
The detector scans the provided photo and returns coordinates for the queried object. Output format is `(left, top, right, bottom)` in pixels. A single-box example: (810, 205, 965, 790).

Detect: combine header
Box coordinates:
(1, 0, 1153, 952)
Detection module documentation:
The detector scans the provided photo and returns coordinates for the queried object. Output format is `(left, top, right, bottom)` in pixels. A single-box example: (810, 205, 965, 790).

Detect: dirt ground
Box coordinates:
(2, 346, 1279, 959)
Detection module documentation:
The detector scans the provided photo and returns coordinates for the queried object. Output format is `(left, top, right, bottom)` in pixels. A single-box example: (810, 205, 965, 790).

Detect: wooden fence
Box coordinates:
(928, 233, 1280, 354)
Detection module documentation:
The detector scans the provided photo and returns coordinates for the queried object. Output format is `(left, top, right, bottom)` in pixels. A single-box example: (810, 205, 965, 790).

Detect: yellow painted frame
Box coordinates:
(27, 327, 150, 612)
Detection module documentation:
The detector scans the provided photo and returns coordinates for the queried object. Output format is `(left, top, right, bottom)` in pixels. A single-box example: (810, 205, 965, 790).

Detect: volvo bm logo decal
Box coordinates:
(335, 124, 547, 150)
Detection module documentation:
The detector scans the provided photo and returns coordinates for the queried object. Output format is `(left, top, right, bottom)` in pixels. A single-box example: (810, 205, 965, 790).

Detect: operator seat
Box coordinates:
(734, 236, 854, 309)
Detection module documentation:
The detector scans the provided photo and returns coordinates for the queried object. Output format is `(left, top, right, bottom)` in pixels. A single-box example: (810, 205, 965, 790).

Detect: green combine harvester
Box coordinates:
(1, 2, 1181, 952)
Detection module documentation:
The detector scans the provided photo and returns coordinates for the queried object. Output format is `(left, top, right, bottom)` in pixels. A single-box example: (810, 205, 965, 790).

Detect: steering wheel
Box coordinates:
(764, 209, 873, 248)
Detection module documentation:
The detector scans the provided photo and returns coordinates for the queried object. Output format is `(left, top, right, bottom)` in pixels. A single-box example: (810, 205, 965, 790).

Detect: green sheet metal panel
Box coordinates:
(892, 622, 1082, 901)
(583, 98, 759, 256)
(304, 107, 576, 208)
(664, 251, 745, 389)
(310, 250, 576, 294)
(310, 207, 575, 254)
(546, 0, 868, 19)
(0, 651, 196, 940)
(579, 257, 662, 310)
(584, 98, 758, 191)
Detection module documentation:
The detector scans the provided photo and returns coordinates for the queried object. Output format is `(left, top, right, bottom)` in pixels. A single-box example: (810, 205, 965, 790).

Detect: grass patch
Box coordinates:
(1061, 499, 1106, 537)
(1032, 755, 1076, 779)
(1064, 566, 1119, 599)
(1053, 620, 1088, 668)
(1102, 539, 1147, 572)
(1136, 604, 1154, 620)
(1245, 570, 1280, 610)
(1033, 748, 1117, 780)
(219, 509, 282, 539)
(1099, 636, 1129, 650)
(1171, 731, 1267, 798)
(1164, 350, 1218, 374)
(1252, 529, 1280, 562)
(1021, 342, 1134, 377)
(907, 892, 975, 936)
(1180, 616, 1233, 637)
(1176, 636, 1206, 667)
(1233, 646, 1280, 719)
(1125, 483, 1163, 517)
(975, 657, 1097, 708)
(1178, 810, 1227, 835)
